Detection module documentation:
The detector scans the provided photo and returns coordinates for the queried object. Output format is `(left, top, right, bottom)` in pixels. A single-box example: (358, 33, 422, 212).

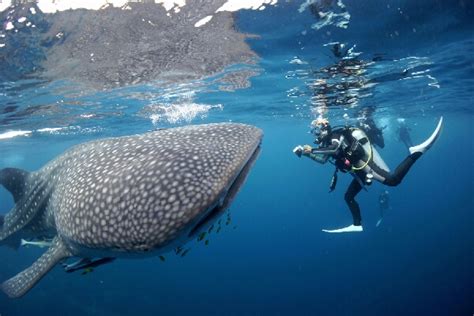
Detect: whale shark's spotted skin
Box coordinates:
(0, 123, 262, 298)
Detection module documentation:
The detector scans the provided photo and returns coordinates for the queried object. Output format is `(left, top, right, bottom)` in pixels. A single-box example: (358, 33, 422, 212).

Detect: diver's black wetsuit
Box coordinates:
(307, 128, 422, 226)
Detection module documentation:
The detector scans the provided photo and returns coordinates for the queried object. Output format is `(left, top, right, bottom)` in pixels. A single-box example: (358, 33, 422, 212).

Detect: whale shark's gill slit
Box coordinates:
(188, 145, 261, 238)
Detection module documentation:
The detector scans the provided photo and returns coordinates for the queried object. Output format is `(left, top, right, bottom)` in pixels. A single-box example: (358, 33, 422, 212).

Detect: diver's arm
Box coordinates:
(306, 152, 329, 164)
(310, 136, 344, 155)
(302, 141, 339, 164)
(294, 136, 343, 164)
(310, 143, 339, 155)
(293, 145, 329, 164)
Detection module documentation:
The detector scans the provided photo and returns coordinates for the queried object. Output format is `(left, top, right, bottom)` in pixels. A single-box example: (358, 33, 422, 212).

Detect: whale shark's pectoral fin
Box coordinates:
(1, 236, 71, 299)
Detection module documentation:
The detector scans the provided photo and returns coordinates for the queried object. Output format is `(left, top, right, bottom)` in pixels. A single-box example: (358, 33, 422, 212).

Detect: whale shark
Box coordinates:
(0, 122, 262, 298)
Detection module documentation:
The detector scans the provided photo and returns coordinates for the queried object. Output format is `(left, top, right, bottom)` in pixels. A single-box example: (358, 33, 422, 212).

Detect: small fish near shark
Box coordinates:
(0, 123, 262, 298)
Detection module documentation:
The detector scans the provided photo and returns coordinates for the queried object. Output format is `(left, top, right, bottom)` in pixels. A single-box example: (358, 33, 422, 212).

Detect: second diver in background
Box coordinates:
(376, 190, 391, 227)
(293, 117, 443, 233)
(397, 118, 414, 152)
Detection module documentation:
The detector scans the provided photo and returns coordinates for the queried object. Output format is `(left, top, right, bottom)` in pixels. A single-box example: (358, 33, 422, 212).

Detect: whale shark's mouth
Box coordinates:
(188, 145, 261, 238)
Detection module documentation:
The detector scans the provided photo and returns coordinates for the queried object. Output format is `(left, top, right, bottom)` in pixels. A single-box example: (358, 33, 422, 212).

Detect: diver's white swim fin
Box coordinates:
(322, 224, 363, 233)
(409, 117, 443, 155)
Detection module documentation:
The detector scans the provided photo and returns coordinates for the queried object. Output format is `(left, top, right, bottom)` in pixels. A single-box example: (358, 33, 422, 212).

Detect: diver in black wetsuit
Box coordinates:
(293, 117, 443, 233)
(357, 106, 386, 149)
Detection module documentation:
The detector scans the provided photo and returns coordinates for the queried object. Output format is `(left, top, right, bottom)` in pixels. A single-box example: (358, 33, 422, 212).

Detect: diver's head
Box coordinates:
(311, 118, 332, 144)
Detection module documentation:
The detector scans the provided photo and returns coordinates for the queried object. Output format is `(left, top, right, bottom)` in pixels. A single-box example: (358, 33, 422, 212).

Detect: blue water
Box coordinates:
(0, 0, 473, 315)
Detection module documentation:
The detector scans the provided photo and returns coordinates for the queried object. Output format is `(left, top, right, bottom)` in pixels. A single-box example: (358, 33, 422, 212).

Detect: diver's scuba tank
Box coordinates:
(346, 128, 373, 172)
(347, 129, 369, 161)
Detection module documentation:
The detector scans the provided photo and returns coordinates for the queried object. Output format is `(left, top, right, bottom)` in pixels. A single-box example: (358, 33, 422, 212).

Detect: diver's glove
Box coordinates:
(303, 145, 313, 154)
(293, 145, 313, 158)
(293, 145, 303, 157)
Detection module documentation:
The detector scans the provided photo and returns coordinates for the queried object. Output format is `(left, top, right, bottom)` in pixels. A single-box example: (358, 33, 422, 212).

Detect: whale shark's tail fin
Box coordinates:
(1, 236, 72, 299)
(0, 168, 30, 203)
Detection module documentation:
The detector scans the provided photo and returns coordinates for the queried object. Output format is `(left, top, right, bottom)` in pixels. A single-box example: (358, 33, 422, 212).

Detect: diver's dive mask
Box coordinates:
(312, 124, 331, 144)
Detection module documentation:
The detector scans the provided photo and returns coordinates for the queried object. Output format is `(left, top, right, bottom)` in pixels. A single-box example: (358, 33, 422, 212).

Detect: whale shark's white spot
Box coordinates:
(0, 1, 11, 12)
(5, 21, 14, 31)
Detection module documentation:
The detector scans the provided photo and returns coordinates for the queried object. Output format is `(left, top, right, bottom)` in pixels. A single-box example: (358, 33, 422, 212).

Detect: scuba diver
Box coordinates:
(357, 117, 385, 149)
(397, 118, 413, 152)
(376, 190, 391, 227)
(356, 106, 386, 149)
(293, 117, 443, 233)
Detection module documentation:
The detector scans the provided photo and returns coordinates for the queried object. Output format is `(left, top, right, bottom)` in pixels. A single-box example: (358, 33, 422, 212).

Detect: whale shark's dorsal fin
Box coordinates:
(1, 236, 72, 298)
(0, 168, 30, 203)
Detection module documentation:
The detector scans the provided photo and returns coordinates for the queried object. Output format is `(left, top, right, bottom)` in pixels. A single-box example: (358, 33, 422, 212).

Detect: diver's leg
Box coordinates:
(369, 152, 422, 186)
(344, 178, 363, 226)
(370, 117, 443, 186)
(322, 178, 364, 233)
